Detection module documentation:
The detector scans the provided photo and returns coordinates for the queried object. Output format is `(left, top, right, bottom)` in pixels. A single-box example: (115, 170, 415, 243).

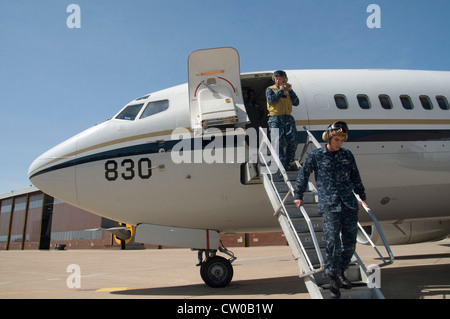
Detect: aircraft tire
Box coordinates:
(200, 256, 233, 288)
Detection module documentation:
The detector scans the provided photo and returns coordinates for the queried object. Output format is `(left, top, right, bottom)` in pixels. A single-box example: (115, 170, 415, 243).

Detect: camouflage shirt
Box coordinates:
(293, 146, 366, 213)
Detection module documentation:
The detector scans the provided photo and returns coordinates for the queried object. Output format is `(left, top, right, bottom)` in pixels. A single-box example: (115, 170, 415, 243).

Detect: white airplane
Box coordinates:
(29, 47, 450, 287)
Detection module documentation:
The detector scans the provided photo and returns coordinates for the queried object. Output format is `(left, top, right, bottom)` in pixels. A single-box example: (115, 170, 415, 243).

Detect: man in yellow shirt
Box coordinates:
(266, 70, 300, 170)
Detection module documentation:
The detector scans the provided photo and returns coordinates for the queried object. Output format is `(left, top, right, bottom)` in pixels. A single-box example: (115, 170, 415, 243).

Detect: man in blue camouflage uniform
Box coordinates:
(293, 121, 367, 298)
(266, 70, 300, 170)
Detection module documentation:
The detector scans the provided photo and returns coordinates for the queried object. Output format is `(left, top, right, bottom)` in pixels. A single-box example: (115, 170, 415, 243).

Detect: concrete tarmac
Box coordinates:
(0, 238, 449, 299)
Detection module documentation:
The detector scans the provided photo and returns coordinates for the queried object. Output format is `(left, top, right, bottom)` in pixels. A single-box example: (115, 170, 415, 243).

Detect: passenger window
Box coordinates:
(357, 94, 371, 109)
(115, 103, 144, 121)
(379, 95, 393, 109)
(334, 95, 348, 109)
(436, 96, 450, 110)
(419, 95, 433, 110)
(140, 100, 169, 119)
(400, 95, 414, 110)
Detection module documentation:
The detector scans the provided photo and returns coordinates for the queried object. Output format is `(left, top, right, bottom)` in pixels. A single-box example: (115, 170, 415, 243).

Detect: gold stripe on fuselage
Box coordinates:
(299, 119, 450, 126)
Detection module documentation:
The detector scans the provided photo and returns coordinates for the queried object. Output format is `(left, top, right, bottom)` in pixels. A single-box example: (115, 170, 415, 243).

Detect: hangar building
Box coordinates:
(0, 187, 285, 250)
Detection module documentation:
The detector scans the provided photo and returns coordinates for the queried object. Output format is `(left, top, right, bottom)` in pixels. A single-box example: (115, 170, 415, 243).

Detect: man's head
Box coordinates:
(322, 121, 348, 151)
(272, 70, 288, 87)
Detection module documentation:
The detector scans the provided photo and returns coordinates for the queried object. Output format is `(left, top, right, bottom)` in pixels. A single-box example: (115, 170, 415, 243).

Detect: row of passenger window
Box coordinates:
(115, 94, 450, 121)
(116, 99, 169, 121)
(334, 94, 450, 111)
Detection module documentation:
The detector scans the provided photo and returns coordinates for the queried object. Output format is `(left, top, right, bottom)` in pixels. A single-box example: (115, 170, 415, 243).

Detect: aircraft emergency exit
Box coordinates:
(29, 47, 450, 290)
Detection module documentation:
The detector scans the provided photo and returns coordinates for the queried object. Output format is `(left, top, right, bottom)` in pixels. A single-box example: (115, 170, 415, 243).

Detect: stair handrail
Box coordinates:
(258, 127, 324, 275)
(302, 126, 394, 266)
(354, 194, 394, 266)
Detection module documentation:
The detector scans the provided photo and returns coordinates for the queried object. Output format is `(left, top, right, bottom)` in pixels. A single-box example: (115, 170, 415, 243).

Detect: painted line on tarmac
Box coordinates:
(95, 287, 128, 292)
(0, 289, 73, 295)
(0, 286, 129, 295)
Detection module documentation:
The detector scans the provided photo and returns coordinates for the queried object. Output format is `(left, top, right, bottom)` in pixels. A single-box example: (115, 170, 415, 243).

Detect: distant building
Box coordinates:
(0, 187, 286, 250)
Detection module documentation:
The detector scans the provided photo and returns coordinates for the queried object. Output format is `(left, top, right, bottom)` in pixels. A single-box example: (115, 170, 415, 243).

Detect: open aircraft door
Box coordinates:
(188, 47, 248, 131)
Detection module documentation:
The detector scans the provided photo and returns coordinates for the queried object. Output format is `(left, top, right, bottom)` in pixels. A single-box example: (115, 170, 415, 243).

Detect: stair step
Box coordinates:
(286, 203, 321, 218)
(296, 232, 326, 249)
(291, 217, 323, 233)
(280, 192, 317, 205)
(270, 171, 299, 182)
(321, 284, 376, 299)
(273, 181, 315, 192)
(273, 183, 291, 194)
(303, 247, 325, 266)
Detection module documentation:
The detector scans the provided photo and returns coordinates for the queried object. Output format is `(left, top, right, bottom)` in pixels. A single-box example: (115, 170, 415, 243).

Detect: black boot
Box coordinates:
(285, 161, 298, 171)
(329, 275, 341, 299)
(338, 270, 352, 290)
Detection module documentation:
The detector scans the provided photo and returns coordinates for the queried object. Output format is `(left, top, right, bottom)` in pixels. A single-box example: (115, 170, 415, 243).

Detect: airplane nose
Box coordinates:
(28, 135, 78, 205)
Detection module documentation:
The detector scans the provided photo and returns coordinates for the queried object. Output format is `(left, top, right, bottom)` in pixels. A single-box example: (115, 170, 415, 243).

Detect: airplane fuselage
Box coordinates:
(29, 69, 450, 234)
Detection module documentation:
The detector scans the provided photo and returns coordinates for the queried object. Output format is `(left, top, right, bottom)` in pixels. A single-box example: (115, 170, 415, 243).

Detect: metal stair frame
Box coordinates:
(258, 126, 394, 299)
(258, 128, 325, 278)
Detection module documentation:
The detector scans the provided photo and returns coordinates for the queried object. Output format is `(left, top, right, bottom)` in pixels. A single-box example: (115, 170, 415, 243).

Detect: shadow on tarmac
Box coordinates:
(111, 275, 308, 298)
(381, 263, 450, 299)
(111, 262, 450, 299)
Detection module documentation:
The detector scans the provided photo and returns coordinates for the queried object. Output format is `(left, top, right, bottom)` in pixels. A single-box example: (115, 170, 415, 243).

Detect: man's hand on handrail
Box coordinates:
(358, 199, 369, 210)
(294, 199, 303, 209)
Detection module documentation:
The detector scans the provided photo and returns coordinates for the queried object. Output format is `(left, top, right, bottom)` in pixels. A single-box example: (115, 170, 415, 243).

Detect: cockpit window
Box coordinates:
(115, 103, 144, 121)
(140, 100, 169, 119)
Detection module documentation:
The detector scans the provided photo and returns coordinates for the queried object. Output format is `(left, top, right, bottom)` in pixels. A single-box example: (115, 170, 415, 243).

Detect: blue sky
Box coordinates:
(1, 0, 450, 195)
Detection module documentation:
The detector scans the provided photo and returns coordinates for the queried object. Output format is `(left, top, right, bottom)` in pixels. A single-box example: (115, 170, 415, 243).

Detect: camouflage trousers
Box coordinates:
(268, 115, 298, 166)
(322, 206, 359, 276)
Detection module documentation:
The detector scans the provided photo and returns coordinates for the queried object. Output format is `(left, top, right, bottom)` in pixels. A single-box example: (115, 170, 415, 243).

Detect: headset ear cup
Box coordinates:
(322, 131, 329, 142)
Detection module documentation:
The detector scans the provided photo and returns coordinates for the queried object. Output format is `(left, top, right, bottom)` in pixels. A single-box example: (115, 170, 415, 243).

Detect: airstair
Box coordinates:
(257, 126, 394, 299)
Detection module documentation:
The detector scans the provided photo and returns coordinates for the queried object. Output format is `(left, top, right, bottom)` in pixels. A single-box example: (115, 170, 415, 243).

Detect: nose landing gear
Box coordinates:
(198, 242, 236, 288)
(200, 256, 233, 288)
